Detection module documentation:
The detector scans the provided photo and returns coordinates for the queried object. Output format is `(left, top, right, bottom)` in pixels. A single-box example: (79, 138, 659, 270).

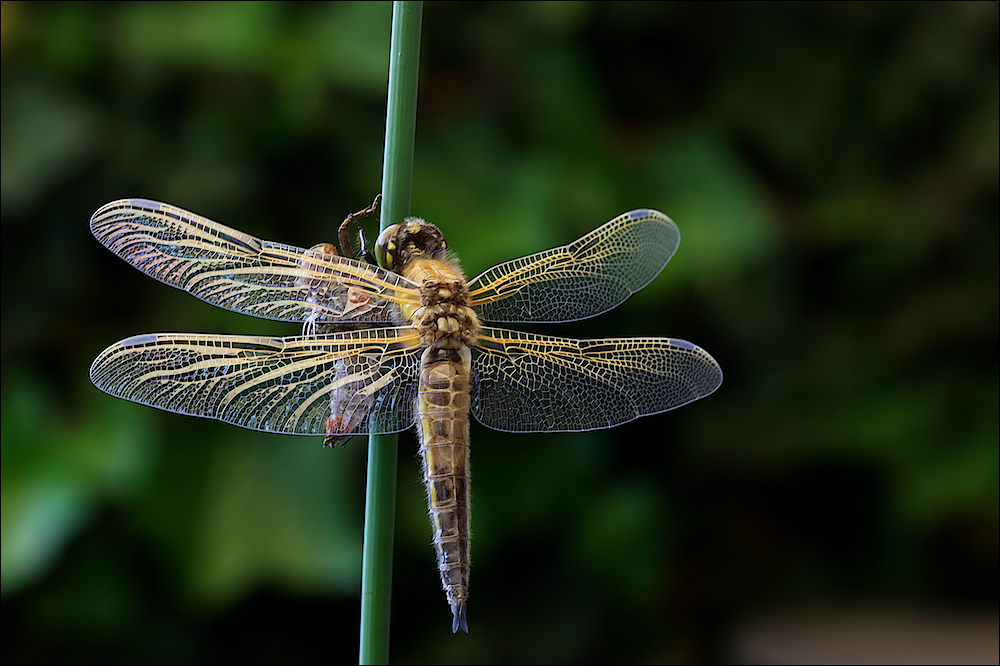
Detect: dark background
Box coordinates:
(2, 2, 997, 663)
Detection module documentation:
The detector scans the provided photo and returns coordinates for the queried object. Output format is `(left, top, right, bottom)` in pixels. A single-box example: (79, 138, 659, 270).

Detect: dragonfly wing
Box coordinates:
(471, 326, 721, 432)
(90, 199, 419, 324)
(467, 209, 679, 323)
(90, 327, 423, 436)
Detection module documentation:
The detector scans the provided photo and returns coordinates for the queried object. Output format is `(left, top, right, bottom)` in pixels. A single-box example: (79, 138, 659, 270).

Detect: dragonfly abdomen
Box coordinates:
(416, 345, 472, 634)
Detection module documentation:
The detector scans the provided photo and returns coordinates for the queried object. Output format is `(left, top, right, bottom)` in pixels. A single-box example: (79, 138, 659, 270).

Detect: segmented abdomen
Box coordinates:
(416, 345, 472, 634)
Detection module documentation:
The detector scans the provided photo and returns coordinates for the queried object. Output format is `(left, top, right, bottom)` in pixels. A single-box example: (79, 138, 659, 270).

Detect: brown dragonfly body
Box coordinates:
(379, 221, 480, 632)
(89, 199, 723, 633)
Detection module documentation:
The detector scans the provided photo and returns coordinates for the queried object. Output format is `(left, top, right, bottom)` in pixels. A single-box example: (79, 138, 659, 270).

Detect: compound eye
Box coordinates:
(374, 224, 402, 270)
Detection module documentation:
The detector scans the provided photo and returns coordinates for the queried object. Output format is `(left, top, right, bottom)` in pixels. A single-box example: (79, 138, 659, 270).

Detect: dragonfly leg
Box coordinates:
(322, 416, 353, 448)
(338, 193, 382, 262)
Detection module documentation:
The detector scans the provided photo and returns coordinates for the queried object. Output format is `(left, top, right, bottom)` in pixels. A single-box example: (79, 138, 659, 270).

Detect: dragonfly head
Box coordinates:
(375, 218, 449, 271)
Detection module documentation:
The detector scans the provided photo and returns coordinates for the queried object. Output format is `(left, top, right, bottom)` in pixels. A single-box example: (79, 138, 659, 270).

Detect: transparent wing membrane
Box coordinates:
(467, 209, 679, 323)
(90, 199, 418, 324)
(471, 327, 722, 432)
(90, 327, 423, 436)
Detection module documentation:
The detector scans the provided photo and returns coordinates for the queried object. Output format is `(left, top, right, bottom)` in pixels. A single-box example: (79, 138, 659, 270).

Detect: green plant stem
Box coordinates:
(359, 2, 422, 664)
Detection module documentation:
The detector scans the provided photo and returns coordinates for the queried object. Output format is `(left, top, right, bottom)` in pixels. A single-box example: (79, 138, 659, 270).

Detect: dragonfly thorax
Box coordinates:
(406, 259, 479, 349)
(413, 302, 479, 348)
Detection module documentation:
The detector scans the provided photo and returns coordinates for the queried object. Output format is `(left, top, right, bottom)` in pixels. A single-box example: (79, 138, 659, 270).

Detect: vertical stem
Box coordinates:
(359, 2, 422, 664)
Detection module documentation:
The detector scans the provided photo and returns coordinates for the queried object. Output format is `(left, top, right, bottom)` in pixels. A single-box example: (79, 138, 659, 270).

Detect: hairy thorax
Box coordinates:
(404, 257, 480, 349)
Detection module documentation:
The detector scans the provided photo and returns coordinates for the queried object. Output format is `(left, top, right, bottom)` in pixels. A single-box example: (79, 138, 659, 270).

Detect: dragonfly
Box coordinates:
(89, 198, 723, 633)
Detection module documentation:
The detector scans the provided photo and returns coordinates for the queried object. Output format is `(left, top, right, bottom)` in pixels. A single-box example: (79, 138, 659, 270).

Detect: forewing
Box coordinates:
(467, 209, 679, 323)
(90, 199, 419, 324)
(90, 327, 422, 436)
(472, 326, 721, 432)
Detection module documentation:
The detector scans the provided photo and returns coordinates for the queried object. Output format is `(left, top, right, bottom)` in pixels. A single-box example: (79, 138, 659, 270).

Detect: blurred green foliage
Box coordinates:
(1, 1, 996, 663)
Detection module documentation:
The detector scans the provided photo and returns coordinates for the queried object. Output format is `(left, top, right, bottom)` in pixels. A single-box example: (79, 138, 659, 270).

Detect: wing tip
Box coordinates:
(677, 340, 724, 399)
